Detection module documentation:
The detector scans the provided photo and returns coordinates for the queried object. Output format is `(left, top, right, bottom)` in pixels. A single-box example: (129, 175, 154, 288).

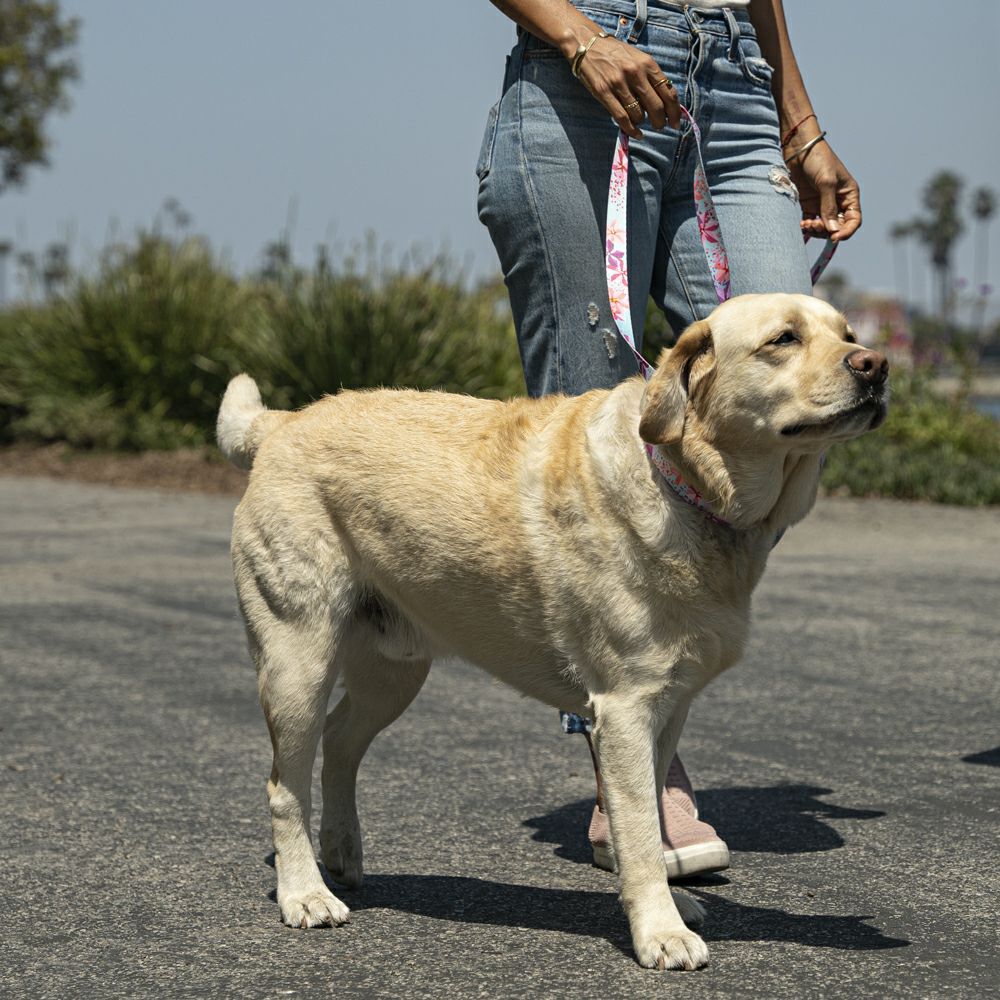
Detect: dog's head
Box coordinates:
(638, 293, 888, 527)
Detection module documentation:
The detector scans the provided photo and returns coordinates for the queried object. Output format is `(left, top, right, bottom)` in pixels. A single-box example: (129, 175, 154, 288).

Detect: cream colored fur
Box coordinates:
(220, 293, 887, 971)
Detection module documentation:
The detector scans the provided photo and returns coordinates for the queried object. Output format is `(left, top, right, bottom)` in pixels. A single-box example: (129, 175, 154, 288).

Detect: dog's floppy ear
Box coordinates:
(638, 319, 714, 446)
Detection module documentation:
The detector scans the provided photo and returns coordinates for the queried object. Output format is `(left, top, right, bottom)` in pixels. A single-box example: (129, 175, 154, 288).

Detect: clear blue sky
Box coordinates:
(2, 0, 997, 319)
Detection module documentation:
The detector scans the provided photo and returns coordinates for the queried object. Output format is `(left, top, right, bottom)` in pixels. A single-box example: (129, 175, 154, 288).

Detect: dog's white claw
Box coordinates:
(280, 888, 350, 929)
(635, 927, 709, 971)
(671, 890, 706, 929)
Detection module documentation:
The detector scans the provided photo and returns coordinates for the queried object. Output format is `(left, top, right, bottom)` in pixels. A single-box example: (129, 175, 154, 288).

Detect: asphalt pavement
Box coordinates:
(1, 476, 998, 999)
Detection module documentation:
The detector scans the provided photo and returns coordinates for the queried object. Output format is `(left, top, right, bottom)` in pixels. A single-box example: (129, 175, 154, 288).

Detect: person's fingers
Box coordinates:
(833, 207, 861, 241)
(633, 79, 666, 130)
(800, 216, 827, 238)
(639, 72, 682, 130)
(605, 90, 644, 138)
(610, 78, 647, 132)
(833, 181, 862, 242)
(798, 191, 826, 237)
(664, 84, 682, 129)
(580, 55, 644, 137)
(621, 93, 645, 124)
(624, 55, 667, 129)
(818, 174, 842, 238)
(581, 64, 642, 137)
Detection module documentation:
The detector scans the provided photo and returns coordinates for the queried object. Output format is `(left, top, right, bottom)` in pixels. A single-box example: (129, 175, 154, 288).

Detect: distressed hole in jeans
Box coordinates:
(601, 327, 618, 359)
(586, 302, 600, 328)
(768, 164, 799, 202)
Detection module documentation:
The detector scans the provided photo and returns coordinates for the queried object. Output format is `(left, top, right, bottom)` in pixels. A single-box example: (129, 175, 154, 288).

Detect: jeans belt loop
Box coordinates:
(632, 0, 648, 41)
(512, 25, 529, 75)
(722, 7, 741, 60)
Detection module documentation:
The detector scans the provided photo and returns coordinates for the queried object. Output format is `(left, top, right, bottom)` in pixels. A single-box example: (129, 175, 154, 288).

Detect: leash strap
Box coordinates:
(606, 107, 838, 368)
(605, 109, 838, 527)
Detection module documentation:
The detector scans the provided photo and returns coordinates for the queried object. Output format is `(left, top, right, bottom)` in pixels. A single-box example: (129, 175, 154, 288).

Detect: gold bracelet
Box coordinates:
(571, 31, 608, 79)
(784, 129, 827, 163)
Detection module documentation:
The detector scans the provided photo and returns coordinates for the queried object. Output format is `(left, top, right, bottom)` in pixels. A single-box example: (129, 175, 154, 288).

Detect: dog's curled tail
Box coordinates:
(216, 374, 293, 470)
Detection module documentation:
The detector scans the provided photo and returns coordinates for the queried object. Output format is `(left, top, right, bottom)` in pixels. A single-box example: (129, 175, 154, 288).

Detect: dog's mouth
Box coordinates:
(781, 394, 887, 437)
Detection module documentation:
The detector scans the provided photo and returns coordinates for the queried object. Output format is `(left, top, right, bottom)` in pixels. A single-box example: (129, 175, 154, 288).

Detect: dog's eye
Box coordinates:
(769, 331, 799, 346)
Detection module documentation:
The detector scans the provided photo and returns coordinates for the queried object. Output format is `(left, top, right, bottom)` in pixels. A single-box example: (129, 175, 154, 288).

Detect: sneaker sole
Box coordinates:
(592, 840, 730, 880)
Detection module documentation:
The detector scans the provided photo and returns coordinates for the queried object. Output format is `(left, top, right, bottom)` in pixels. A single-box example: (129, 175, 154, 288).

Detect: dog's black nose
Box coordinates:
(844, 349, 889, 387)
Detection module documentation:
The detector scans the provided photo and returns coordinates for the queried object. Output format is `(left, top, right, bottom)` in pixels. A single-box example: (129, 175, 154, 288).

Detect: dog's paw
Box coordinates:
(280, 888, 350, 929)
(320, 830, 363, 890)
(633, 926, 709, 971)
(671, 890, 706, 929)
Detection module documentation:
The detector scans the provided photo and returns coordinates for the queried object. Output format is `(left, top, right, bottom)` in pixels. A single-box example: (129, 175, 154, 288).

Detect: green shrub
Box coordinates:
(0, 236, 523, 450)
(0, 233, 260, 448)
(250, 251, 523, 411)
(821, 369, 1000, 505)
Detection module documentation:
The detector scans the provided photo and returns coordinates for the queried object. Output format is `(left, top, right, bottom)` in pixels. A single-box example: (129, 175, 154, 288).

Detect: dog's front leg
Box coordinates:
(591, 692, 709, 971)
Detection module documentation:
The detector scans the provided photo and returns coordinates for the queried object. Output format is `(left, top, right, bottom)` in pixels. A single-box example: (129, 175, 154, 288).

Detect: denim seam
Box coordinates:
(514, 66, 563, 394)
(658, 208, 700, 323)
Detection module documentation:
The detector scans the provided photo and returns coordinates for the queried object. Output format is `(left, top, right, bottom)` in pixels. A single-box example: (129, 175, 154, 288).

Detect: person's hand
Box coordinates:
(574, 35, 681, 138)
(788, 141, 861, 242)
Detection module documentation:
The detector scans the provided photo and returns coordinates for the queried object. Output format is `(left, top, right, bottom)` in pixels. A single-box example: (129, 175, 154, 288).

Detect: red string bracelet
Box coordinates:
(781, 113, 817, 148)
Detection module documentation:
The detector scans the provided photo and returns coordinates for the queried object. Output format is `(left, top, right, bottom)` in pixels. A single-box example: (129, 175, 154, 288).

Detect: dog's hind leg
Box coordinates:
(652, 698, 690, 799)
(254, 612, 350, 929)
(320, 629, 430, 888)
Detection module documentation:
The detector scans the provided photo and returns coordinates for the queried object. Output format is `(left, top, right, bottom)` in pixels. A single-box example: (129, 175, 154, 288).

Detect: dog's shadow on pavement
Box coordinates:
(522, 784, 885, 863)
(343, 872, 908, 954)
(266, 784, 906, 953)
(328, 785, 905, 955)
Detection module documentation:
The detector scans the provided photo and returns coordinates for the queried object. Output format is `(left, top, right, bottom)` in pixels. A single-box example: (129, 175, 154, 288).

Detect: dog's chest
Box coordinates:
(641, 539, 764, 680)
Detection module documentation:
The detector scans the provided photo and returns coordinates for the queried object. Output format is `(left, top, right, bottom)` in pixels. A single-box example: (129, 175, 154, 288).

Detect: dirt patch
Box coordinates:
(0, 443, 247, 496)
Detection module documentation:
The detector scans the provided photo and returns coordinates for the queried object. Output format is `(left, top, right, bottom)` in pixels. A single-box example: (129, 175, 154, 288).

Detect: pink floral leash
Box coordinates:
(607, 108, 837, 527)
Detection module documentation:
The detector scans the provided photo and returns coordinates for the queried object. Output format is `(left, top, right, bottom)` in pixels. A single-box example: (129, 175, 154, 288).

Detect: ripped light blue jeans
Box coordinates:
(477, 0, 812, 397)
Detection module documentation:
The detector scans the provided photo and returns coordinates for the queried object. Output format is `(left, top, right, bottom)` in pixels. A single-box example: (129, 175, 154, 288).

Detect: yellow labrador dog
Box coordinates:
(218, 293, 887, 971)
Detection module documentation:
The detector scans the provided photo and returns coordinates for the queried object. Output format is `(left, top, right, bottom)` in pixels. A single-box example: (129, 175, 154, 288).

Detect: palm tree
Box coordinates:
(0, 240, 11, 304)
(971, 187, 996, 341)
(889, 222, 913, 305)
(913, 171, 965, 324)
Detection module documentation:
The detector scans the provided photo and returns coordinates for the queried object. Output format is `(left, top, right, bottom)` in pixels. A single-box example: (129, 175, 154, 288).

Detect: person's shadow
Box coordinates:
(500, 783, 903, 954)
(522, 784, 885, 863)
(962, 746, 1000, 767)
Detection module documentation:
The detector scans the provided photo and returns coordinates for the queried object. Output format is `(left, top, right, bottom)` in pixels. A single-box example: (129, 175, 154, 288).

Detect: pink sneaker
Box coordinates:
(664, 754, 699, 818)
(589, 761, 730, 879)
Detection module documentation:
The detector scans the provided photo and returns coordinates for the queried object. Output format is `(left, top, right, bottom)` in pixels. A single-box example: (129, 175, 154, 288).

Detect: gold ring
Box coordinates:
(624, 100, 641, 112)
(653, 77, 673, 89)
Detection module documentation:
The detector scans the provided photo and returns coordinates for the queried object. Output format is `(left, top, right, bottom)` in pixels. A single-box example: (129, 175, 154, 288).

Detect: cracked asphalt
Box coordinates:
(1, 476, 998, 999)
